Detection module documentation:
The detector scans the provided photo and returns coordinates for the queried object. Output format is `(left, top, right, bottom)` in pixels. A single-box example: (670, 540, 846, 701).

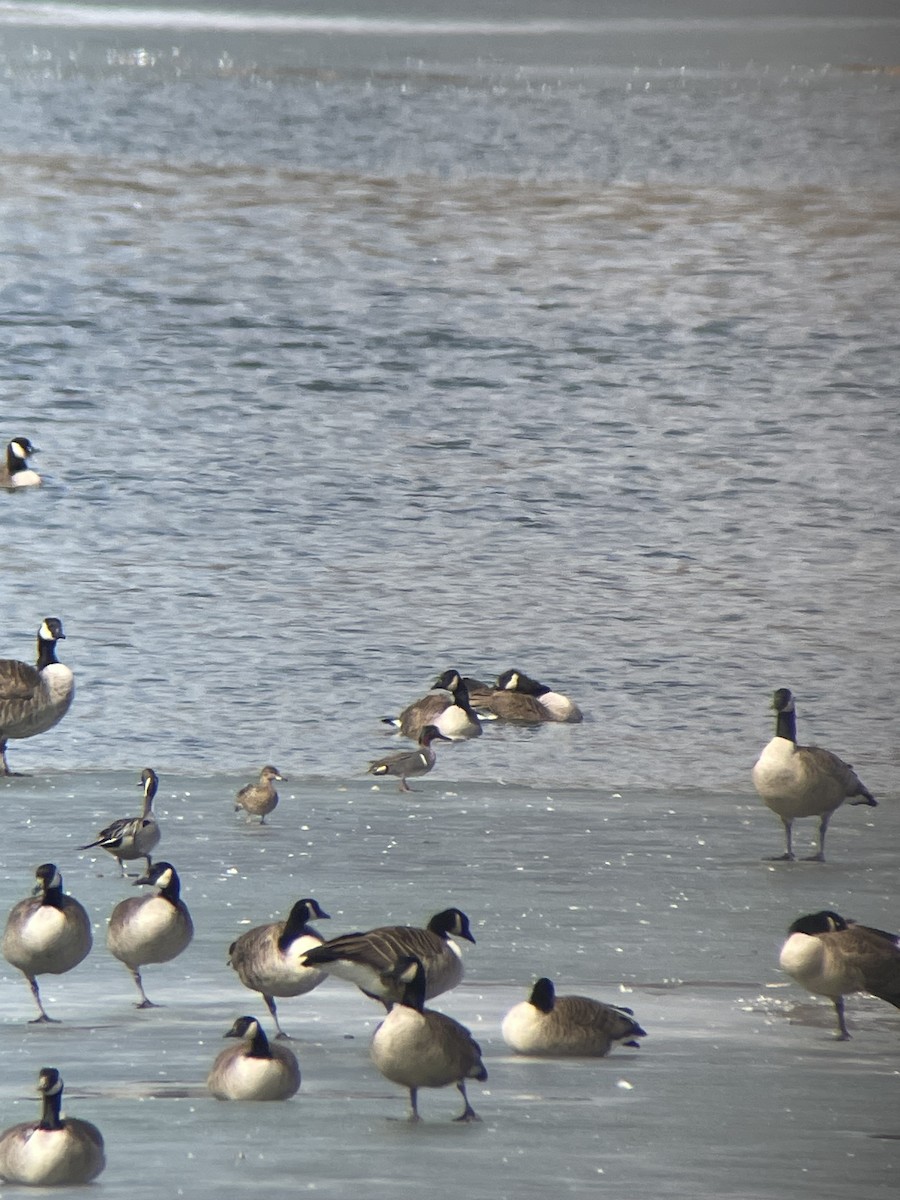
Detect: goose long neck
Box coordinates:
(39, 1090, 64, 1132)
(157, 874, 181, 904)
(36, 637, 59, 670)
(278, 906, 313, 951)
(775, 708, 797, 743)
(398, 972, 427, 1014)
(247, 1024, 272, 1058)
(41, 881, 65, 910)
(7, 443, 24, 472)
(453, 678, 476, 715)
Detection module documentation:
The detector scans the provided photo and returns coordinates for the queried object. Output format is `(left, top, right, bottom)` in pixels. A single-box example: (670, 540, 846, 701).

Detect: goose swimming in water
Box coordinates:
(779, 910, 900, 1040)
(0, 618, 74, 776)
(301, 906, 475, 1009)
(81, 766, 161, 874)
(1, 437, 41, 489)
(469, 669, 583, 723)
(0, 1068, 105, 1186)
(370, 955, 487, 1123)
(1, 863, 93, 1024)
(502, 977, 646, 1057)
(207, 1015, 302, 1101)
(106, 861, 194, 1008)
(382, 670, 482, 741)
(228, 897, 330, 1039)
(752, 687, 876, 861)
(368, 724, 450, 792)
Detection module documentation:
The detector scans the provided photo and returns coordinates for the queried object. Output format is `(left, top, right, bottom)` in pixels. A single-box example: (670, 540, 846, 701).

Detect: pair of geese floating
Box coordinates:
(1, 861, 193, 1018)
(382, 668, 584, 741)
(369, 667, 584, 791)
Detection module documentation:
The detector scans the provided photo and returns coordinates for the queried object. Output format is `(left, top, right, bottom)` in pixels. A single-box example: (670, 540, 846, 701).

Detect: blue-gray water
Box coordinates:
(0, 3, 898, 1197)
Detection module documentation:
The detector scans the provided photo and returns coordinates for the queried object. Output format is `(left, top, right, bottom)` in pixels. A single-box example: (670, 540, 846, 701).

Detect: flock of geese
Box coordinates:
(1, 444, 898, 1182)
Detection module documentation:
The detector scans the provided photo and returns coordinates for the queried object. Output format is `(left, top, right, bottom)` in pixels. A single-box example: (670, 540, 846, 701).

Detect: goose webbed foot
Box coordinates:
(453, 1108, 482, 1123)
(453, 1083, 481, 1122)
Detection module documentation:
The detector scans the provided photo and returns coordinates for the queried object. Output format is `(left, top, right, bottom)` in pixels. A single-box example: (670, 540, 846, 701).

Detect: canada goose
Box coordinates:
(382, 670, 482, 741)
(779, 910, 900, 1040)
(0, 1068, 104, 1186)
(493, 669, 583, 723)
(752, 687, 877, 861)
(466, 677, 548, 723)
(228, 898, 330, 1038)
(1, 437, 41, 489)
(502, 977, 646, 1056)
(1, 864, 92, 1024)
(370, 955, 487, 1122)
(80, 766, 161, 874)
(0, 618, 74, 776)
(207, 1015, 301, 1101)
(106, 861, 194, 1008)
(234, 765, 284, 824)
(368, 724, 451, 792)
(301, 907, 475, 1009)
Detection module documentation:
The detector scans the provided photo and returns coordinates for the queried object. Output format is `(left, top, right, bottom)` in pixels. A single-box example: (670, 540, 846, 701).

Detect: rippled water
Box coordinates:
(0, 3, 898, 1197)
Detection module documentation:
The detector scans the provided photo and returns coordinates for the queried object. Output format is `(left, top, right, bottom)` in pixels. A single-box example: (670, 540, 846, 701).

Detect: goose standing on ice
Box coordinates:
(779, 910, 900, 1040)
(106, 861, 194, 1008)
(228, 897, 330, 1038)
(370, 955, 487, 1122)
(301, 906, 475, 1009)
(752, 687, 876, 861)
(0, 618, 74, 776)
(1, 863, 92, 1024)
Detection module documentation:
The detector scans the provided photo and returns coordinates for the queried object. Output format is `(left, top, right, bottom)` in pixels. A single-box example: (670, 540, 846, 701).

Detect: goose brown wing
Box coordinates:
(307, 924, 441, 971)
(398, 694, 449, 737)
(427, 1009, 487, 1079)
(556, 995, 644, 1038)
(0, 659, 41, 702)
(852, 925, 900, 1008)
(479, 690, 548, 722)
(803, 744, 873, 798)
